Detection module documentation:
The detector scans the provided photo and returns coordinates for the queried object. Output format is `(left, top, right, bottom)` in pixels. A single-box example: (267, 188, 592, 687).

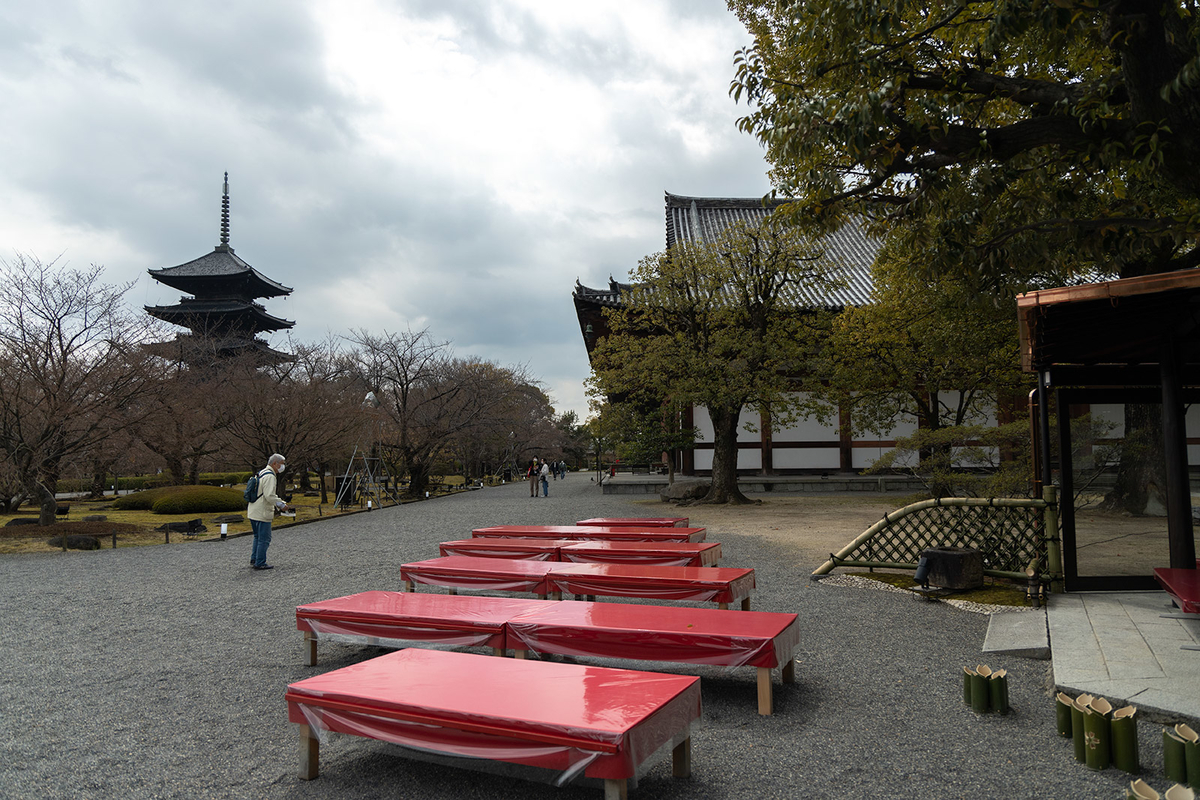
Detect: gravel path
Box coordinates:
(0, 479, 1158, 799)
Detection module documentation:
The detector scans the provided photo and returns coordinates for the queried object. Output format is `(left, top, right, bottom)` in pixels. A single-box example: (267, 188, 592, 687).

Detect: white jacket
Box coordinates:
(247, 467, 283, 522)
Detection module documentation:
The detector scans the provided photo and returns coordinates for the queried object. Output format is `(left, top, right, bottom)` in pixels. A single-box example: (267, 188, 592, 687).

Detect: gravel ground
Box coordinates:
(0, 478, 1164, 799)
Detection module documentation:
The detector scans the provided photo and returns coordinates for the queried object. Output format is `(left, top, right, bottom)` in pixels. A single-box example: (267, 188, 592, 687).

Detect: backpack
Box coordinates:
(244, 469, 268, 503)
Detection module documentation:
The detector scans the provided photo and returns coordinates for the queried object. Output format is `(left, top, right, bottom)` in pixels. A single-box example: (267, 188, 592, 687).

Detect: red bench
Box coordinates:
(401, 557, 754, 609)
(472, 525, 707, 543)
(439, 538, 572, 561)
(548, 563, 755, 610)
(287, 649, 699, 797)
(1155, 567, 1200, 614)
(295, 591, 555, 665)
(506, 601, 798, 715)
(560, 541, 721, 568)
(439, 539, 721, 567)
(401, 556, 559, 598)
(577, 517, 688, 528)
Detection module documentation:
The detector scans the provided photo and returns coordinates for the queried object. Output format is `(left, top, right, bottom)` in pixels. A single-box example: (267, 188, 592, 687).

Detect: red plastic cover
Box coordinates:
(401, 556, 559, 595)
(506, 601, 800, 669)
(296, 591, 555, 647)
(577, 517, 688, 527)
(559, 541, 721, 568)
(547, 563, 755, 604)
(472, 525, 706, 543)
(439, 539, 573, 561)
(286, 648, 700, 779)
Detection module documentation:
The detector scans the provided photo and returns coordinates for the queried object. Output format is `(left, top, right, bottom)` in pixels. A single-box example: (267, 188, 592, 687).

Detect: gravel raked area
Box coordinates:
(0, 478, 1156, 799)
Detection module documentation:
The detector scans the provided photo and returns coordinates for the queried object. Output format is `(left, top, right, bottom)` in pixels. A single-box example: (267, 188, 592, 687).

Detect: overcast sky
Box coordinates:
(1, 0, 773, 420)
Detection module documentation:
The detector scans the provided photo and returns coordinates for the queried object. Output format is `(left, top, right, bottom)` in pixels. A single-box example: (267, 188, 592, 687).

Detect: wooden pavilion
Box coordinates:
(1018, 270, 1200, 590)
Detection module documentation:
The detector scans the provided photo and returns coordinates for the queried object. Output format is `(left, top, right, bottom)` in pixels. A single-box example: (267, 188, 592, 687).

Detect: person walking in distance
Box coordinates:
(247, 453, 292, 570)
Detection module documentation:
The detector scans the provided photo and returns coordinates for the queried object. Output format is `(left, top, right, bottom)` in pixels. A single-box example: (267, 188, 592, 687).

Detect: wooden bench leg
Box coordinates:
(782, 656, 796, 684)
(741, 597, 752, 611)
(403, 580, 414, 592)
(757, 666, 773, 716)
(604, 778, 628, 800)
(299, 723, 319, 780)
(718, 602, 728, 610)
(303, 630, 317, 667)
(514, 650, 527, 660)
(492, 647, 505, 657)
(672, 736, 691, 778)
(448, 587, 457, 596)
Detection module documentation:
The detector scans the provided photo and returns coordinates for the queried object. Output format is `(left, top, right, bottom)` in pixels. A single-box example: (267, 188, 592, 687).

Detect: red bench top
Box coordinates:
(439, 539, 574, 560)
(548, 563, 755, 604)
(297, 591, 554, 629)
(577, 517, 688, 527)
(286, 649, 700, 778)
(401, 556, 560, 595)
(559, 541, 721, 567)
(472, 525, 706, 543)
(506, 601, 798, 669)
(1154, 567, 1200, 614)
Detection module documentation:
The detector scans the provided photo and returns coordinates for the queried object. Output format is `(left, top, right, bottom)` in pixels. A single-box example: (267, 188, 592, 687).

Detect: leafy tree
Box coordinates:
(729, 0, 1198, 511)
(0, 255, 157, 526)
(728, 0, 1200, 286)
(802, 238, 1031, 495)
(589, 217, 836, 503)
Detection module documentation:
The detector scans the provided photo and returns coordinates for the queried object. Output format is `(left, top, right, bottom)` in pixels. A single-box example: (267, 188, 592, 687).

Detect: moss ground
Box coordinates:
(847, 571, 1029, 607)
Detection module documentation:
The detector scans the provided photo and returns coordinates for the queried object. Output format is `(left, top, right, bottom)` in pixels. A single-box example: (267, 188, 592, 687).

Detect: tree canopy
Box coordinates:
(729, 0, 1200, 286)
(588, 217, 837, 503)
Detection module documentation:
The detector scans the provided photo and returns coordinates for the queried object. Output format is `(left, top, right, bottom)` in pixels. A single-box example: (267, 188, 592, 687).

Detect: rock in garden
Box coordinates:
(5, 517, 39, 527)
(659, 479, 710, 503)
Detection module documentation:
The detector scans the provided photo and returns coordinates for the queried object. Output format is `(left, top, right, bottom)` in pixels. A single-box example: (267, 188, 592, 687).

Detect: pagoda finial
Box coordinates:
(218, 172, 231, 251)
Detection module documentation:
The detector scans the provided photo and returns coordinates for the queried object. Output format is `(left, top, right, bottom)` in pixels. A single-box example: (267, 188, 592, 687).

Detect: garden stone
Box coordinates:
(46, 534, 100, 550)
(5, 517, 39, 527)
(660, 479, 710, 503)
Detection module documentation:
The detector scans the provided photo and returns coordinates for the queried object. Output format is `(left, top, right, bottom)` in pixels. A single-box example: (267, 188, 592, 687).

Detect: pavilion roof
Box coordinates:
(149, 247, 292, 298)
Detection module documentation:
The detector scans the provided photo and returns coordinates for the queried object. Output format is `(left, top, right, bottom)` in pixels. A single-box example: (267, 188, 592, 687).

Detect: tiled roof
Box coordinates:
(149, 247, 292, 297)
(573, 193, 881, 311)
(145, 299, 294, 332)
(665, 192, 878, 308)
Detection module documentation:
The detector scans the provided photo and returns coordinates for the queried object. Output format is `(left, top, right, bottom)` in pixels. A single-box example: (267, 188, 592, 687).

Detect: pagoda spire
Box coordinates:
(217, 172, 232, 252)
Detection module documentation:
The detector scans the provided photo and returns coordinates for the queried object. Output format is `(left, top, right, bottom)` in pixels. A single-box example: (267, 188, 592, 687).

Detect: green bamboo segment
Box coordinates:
(989, 670, 1009, 715)
(1082, 706, 1111, 770)
(1128, 779, 1160, 800)
(1166, 728, 1189, 784)
(963, 667, 975, 706)
(970, 671, 990, 714)
(1055, 692, 1074, 737)
(1071, 697, 1090, 763)
(1111, 706, 1140, 775)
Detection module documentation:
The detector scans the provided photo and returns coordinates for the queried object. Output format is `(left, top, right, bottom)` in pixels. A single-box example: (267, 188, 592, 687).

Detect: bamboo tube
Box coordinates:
(1082, 705, 1111, 770)
(1166, 727, 1189, 784)
(1111, 706, 1139, 775)
(1071, 695, 1092, 764)
(989, 669, 1009, 715)
(1128, 779, 1160, 800)
(1055, 692, 1074, 737)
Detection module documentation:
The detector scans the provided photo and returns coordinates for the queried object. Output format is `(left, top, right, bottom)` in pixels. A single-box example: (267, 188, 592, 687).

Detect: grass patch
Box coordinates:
(847, 571, 1029, 607)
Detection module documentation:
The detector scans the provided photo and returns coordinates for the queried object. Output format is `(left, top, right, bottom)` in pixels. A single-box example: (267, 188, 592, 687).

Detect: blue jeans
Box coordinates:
(250, 519, 272, 567)
(541, 477, 549, 496)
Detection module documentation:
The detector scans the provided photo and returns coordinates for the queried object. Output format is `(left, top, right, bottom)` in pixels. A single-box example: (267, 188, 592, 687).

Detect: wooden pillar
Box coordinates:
(303, 630, 317, 667)
(1160, 342, 1197, 569)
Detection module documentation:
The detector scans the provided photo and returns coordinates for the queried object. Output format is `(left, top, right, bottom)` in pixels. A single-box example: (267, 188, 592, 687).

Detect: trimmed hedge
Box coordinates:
(112, 486, 246, 514)
(57, 472, 256, 494)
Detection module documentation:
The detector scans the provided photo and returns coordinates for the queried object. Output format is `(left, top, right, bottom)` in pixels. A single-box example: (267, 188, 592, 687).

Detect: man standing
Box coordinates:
(539, 459, 550, 497)
(248, 453, 291, 570)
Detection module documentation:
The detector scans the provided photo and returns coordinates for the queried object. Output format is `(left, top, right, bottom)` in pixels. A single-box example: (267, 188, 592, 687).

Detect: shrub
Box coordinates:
(112, 486, 246, 514)
(111, 487, 177, 511)
(149, 486, 246, 515)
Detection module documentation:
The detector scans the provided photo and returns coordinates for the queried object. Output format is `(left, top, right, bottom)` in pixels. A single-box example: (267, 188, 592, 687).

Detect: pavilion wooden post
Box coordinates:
(1160, 341, 1197, 569)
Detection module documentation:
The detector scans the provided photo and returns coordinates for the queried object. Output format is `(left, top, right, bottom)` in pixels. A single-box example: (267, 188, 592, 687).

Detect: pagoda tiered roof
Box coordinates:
(149, 246, 291, 299)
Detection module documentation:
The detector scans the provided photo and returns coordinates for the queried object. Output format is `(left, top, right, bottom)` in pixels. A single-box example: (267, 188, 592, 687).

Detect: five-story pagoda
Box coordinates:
(146, 174, 294, 364)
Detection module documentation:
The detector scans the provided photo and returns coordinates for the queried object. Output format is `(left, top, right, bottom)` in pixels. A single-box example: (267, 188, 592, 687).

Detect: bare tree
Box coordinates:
(351, 328, 543, 498)
(0, 254, 158, 525)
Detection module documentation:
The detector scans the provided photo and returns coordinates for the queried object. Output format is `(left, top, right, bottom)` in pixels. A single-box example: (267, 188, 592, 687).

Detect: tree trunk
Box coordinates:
(409, 462, 431, 499)
(32, 476, 58, 529)
(702, 404, 751, 504)
(317, 461, 329, 505)
(1102, 403, 1167, 515)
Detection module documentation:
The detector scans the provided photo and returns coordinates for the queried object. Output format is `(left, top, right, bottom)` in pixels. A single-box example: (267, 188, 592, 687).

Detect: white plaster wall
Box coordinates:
(774, 448, 841, 470)
(770, 393, 839, 442)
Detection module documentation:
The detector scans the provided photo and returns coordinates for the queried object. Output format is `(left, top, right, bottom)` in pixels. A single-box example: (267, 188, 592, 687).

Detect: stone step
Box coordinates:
(982, 608, 1050, 660)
